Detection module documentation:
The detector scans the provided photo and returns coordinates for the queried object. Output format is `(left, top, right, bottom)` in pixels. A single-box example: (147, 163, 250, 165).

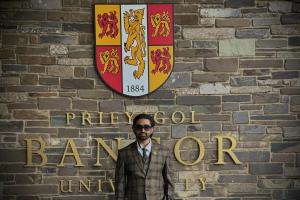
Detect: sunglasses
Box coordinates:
(134, 124, 152, 131)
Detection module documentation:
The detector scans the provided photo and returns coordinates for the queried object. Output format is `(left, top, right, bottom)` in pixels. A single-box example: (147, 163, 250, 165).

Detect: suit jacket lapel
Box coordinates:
(131, 141, 146, 176)
(147, 141, 159, 176)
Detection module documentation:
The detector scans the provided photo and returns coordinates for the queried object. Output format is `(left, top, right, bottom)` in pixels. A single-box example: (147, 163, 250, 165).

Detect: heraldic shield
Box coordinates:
(95, 4, 174, 97)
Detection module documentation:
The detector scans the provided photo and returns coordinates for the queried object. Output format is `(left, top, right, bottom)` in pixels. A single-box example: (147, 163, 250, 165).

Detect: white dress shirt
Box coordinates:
(137, 139, 152, 157)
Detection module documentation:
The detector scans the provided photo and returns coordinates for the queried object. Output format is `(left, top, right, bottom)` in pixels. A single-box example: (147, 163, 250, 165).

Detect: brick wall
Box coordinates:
(1, 0, 300, 199)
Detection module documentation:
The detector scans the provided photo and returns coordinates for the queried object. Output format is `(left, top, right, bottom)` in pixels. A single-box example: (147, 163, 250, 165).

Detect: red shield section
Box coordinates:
(95, 46, 122, 93)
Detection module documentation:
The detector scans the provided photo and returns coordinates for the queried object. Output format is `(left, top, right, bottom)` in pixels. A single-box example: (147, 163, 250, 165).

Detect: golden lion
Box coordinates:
(99, 49, 119, 75)
(123, 9, 146, 79)
(150, 11, 170, 37)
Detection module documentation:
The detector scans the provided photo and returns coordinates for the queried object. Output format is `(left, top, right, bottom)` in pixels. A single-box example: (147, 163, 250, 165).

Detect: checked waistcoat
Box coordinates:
(142, 148, 150, 175)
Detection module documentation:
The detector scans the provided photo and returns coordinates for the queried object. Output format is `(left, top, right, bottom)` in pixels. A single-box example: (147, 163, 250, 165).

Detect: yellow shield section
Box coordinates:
(95, 5, 121, 45)
(149, 46, 173, 92)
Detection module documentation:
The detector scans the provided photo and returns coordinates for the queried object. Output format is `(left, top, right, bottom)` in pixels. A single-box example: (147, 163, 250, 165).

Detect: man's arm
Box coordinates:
(115, 150, 126, 200)
(163, 149, 182, 200)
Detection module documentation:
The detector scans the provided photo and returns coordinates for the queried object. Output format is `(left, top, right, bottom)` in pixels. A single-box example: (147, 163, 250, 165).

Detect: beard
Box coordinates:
(136, 132, 153, 141)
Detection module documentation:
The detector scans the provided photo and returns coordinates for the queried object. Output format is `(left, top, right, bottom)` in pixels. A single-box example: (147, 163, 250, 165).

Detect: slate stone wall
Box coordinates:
(0, 0, 300, 199)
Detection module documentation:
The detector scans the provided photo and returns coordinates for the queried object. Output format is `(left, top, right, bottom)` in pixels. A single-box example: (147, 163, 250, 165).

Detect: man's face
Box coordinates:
(133, 119, 153, 141)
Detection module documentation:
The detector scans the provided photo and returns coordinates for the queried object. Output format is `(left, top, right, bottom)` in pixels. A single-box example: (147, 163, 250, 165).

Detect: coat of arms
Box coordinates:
(95, 4, 174, 97)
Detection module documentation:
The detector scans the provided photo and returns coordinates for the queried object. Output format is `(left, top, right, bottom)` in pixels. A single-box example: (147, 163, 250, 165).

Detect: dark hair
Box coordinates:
(132, 114, 155, 128)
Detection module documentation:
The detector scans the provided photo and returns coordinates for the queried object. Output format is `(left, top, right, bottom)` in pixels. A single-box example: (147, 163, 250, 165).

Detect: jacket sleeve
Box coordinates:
(163, 149, 183, 200)
(115, 150, 126, 200)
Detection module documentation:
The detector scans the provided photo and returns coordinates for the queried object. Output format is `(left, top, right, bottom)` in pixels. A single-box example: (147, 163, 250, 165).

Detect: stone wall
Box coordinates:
(1, 0, 300, 199)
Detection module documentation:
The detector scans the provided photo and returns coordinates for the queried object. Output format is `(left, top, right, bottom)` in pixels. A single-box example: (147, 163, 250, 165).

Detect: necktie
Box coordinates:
(142, 148, 147, 163)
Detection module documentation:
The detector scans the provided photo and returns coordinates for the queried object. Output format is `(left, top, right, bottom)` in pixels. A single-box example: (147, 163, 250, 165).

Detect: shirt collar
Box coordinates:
(137, 139, 152, 152)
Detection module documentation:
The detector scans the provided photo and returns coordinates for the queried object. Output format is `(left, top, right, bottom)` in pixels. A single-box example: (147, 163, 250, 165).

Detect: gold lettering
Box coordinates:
(24, 135, 242, 169)
(124, 112, 134, 124)
(98, 112, 104, 124)
(81, 112, 92, 125)
(79, 180, 91, 192)
(152, 136, 160, 144)
(154, 111, 167, 124)
(215, 136, 241, 165)
(25, 137, 47, 167)
(98, 179, 102, 192)
(94, 138, 117, 166)
(191, 111, 200, 124)
(66, 112, 75, 125)
(184, 178, 190, 190)
(174, 136, 205, 166)
(199, 177, 206, 190)
(110, 112, 118, 124)
(171, 111, 185, 124)
(58, 139, 84, 167)
(108, 179, 115, 192)
(64, 110, 219, 126)
(115, 137, 125, 150)
(60, 180, 72, 193)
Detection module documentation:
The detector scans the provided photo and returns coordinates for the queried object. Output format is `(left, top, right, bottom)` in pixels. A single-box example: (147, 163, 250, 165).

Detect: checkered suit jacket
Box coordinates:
(115, 140, 181, 200)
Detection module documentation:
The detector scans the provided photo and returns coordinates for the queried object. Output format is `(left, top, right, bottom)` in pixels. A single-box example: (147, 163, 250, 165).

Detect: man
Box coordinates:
(115, 114, 181, 200)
